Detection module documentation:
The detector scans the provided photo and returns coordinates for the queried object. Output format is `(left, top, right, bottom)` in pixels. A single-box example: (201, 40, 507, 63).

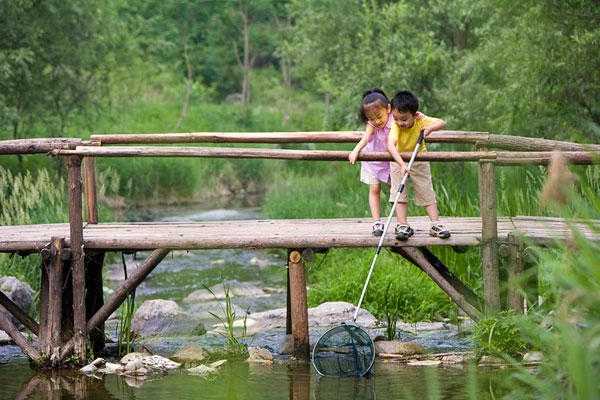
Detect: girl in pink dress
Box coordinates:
(349, 88, 394, 236)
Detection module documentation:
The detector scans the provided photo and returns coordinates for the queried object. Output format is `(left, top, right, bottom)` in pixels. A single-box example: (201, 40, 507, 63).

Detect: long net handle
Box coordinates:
(353, 131, 425, 322)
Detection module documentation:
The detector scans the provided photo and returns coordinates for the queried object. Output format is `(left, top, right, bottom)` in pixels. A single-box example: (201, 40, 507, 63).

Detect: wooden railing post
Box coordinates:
(507, 234, 525, 313)
(83, 156, 98, 224)
(288, 250, 309, 360)
(67, 155, 86, 364)
(479, 158, 500, 312)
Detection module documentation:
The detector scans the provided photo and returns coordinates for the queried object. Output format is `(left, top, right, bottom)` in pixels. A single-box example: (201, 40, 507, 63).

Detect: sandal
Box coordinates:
(372, 221, 385, 237)
(430, 223, 451, 239)
(395, 224, 414, 241)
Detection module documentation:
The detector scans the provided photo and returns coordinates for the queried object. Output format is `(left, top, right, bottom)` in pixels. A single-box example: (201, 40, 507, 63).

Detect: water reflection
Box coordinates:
(313, 375, 375, 400)
(1, 360, 511, 400)
(15, 371, 116, 400)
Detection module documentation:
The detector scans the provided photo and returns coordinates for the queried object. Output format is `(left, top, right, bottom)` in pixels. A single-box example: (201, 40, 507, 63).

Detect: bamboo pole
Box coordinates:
(59, 248, 170, 361)
(0, 291, 40, 335)
(0, 138, 83, 155)
(83, 157, 98, 224)
(67, 155, 86, 364)
(0, 312, 41, 362)
(479, 158, 500, 312)
(288, 250, 309, 360)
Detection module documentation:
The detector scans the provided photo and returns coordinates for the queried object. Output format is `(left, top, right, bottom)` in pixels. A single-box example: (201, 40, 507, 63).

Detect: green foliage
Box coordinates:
(0, 0, 122, 138)
(473, 311, 528, 358)
(206, 284, 249, 360)
(0, 167, 67, 290)
(117, 294, 137, 357)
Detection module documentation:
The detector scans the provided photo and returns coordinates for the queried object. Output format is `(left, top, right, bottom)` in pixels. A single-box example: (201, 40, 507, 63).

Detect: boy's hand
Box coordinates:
(349, 149, 359, 164)
(422, 127, 432, 137)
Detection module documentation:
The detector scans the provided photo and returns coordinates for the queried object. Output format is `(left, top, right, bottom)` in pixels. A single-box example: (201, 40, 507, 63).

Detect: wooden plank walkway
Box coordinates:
(1, 216, 597, 253)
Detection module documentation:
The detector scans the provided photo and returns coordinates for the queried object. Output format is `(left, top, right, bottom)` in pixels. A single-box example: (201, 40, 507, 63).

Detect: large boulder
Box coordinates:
(132, 300, 202, 337)
(0, 276, 34, 329)
(183, 280, 268, 303)
(245, 301, 378, 335)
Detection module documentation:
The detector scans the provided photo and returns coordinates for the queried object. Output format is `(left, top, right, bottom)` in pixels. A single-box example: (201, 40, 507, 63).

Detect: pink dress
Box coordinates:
(360, 113, 394, 184)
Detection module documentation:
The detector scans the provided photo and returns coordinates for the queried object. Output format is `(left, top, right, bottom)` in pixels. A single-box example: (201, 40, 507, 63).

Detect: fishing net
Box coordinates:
(312, 323, 375, 377)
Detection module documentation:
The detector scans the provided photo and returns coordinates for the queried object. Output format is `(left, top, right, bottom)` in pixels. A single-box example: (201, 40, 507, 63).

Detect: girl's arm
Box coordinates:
(387, 126, 408, 175)
(422, 117, 446, 137)
(349, 124, 374, 164)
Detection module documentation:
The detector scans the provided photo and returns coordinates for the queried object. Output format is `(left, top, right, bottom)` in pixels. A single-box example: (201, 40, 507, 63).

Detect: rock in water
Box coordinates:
(131, 299, 201, 337)
(171, 345, 209, 365)
(0, 277, 34, 328)
(247, 347, 273, 363)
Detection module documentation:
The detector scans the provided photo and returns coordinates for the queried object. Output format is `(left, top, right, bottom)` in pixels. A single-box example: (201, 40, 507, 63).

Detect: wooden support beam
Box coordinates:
(0, 312, 41, 362)
(288, 250, 309, 360)
(67, 155, 86, 363)
(479, 159, 500, 312)
(47, 238, 65, 364)
(83, 157, 98, 224)
(59, 248, 170, 361)
(0, 289, 39, 336)
(391, 247, 482, 321)
(507, 234, 525, 313)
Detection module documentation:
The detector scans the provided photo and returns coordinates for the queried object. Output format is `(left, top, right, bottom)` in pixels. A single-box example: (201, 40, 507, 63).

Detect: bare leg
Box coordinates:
(368, 183, 381, 220)
(395, 202, 408, 224)
(424, 203, 440, 222)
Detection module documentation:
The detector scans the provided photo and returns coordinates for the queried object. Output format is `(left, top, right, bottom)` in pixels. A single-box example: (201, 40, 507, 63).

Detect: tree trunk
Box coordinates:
(241, 9, 251, 105)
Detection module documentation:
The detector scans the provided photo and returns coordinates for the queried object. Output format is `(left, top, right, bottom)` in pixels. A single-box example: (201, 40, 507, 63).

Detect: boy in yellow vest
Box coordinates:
(386, 90, 451, 240)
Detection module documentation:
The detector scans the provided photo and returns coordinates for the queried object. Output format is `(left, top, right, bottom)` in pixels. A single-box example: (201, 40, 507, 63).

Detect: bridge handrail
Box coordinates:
(51, 145, 599, 165)
(89, 130, 599, 152)
(2, 131, 600, 155)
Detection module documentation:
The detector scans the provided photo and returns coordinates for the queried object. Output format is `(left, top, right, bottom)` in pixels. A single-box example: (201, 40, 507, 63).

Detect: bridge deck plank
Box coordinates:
(0, 217, 597, 252)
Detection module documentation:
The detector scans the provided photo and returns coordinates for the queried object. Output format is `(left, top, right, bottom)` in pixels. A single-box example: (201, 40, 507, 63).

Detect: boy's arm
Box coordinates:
(349, 124, 374, 164)
(387, 125, 408, 174)
(422, 117, 446, 137)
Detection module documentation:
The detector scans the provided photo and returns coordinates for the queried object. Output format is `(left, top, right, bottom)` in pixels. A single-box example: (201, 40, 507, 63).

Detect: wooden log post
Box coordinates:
(59, 248, 170, 361)
(506, 234, 525, 313)
(83, 157, 98, 224)
(67, 155, 86, 364)
(288, 250, 309, 360)
(478, 158, 500, 312)
(46, 238, 65, 365)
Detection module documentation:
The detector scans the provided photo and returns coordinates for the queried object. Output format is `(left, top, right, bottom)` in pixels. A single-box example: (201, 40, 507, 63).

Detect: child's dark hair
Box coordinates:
(391, 90, 419, 114)
(359, 88, 389, 123)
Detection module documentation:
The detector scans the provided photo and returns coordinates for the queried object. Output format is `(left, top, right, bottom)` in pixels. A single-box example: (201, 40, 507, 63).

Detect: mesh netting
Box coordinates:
(312, 324, 375, 377)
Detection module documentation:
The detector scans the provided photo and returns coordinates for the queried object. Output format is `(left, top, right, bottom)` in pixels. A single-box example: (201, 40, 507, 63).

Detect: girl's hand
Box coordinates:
(399, 163, 409, 176)
(349, 149, 359, 164)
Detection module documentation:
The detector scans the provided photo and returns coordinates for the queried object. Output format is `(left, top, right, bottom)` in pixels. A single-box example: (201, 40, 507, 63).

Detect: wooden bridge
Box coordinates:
(0, 131, 598, 368)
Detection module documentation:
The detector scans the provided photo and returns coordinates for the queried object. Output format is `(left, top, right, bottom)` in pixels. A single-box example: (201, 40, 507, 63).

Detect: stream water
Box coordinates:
(0, 205, 512, 399)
